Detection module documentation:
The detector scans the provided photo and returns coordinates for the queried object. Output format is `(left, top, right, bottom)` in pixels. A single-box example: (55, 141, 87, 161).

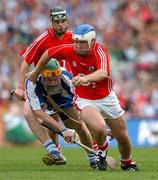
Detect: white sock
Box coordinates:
(43, 138, 58, 154)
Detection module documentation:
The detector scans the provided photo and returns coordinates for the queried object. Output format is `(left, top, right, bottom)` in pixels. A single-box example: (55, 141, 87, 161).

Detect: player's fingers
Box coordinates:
(14, 93, 25, 101)
(64, 137, 72, 144)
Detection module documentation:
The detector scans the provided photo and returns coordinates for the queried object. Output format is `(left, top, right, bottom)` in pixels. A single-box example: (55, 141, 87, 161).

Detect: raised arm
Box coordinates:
(27, 50, 50, 83)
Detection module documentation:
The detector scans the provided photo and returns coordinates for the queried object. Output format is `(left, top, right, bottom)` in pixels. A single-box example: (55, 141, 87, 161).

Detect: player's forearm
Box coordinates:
(34, 51, 50, 74)
(17, 61, 30, 89)
(85, 69, 107, 83)
(34, 109, 65, 132)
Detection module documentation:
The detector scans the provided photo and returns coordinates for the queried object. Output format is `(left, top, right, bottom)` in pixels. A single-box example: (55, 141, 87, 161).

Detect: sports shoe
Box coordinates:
(42, 152, 66, 166)
(96, 150, 108, 171)
(50, 151, 67, 165)
(42, 154, 56, 166)
(90, 161, 98, 170)
(121, 162, 140, 171)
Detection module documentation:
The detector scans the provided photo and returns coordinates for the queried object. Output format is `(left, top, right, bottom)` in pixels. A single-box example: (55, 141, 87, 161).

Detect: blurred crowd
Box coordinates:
(0, 0, 158, 120)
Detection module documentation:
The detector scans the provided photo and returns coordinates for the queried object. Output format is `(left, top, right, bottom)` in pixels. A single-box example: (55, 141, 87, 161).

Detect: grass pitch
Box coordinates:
(0, 146, 157, 180)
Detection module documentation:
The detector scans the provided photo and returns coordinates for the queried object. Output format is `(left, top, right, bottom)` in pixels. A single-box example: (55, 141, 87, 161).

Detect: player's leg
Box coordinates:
(63, 107, 98, 169)
(49, 113, 62, 152)
(23, 100, 50, 143)
(42, 113, 64, 165)
(106, 115, 140, 171)
(99, 91, 140, 171)
(79, 106, 109, 171)
(64, 107, 93, 147)
(23, 100, 66, 165)
(47, 129, 58, 145)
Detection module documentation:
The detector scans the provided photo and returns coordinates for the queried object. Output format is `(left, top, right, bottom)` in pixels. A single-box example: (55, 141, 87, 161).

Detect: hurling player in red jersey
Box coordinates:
(13, 6, 72, 166)
(28, 24, 140, 171)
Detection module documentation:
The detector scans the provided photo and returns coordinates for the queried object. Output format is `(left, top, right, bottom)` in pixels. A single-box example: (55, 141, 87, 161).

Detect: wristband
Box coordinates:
(60, 128, 68, 133)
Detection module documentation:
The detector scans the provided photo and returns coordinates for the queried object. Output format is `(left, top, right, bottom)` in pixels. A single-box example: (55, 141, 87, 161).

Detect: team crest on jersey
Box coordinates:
(72, 61, 77, 67)
(89, 66, 96, 72)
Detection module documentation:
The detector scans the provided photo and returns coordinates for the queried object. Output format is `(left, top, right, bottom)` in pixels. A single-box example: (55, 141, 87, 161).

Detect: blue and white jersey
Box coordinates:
(26, 68, 74, 112)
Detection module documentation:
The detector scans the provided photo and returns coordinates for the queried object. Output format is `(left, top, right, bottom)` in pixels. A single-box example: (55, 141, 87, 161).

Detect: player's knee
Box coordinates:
(92, 126, 106, 138)
(95, 122, 106, 133)
(23, 109, 34, 122)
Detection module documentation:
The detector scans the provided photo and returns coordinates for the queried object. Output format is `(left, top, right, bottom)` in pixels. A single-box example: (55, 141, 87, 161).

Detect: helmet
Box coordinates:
(73, 24, 96, 47)
(50, 6, 68, 21)
(42, 58, 61, 77)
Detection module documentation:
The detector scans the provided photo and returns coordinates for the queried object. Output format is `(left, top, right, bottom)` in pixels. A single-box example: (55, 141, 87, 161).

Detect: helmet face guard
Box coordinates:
(73, 24, 96, 55)
(73, 31, 96, 48)
(50, 6, 68, 21)
(41, 68, 61, 78)
(42, 58, 61, 78)
(50, 6, 68, 35)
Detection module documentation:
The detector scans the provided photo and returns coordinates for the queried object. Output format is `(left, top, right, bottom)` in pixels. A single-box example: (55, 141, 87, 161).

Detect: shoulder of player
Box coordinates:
(34, 30, 50, 43)
(61, 68, 73, 80)
(21, 30, 49, 57)
(64, 30, 73, 37)
(94, 42, 106, 50)
(61, 67, 72, 76)
(26, 78, 37, 90)
(94, 43, 109, 55)
(49, 43, 73, 52)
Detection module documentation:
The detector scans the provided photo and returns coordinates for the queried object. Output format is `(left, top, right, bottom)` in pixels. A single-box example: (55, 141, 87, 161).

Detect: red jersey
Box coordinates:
(47, 43, 114, 100)
(20, 27, 72, 72)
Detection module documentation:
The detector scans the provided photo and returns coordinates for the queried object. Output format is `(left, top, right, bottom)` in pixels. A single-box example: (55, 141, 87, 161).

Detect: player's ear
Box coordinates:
(91, 38, 96, 47)
(92, 38, 96, 43)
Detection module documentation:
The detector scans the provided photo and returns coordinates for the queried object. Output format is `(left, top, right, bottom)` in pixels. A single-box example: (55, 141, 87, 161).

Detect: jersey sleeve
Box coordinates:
(47, 45, 68, 61)
(25, 79, 45, 110)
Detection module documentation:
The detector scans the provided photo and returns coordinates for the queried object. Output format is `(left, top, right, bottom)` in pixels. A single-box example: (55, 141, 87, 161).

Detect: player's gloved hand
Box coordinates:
(26, 70, 38, 83)
(61, 128, 78, 144)
(13, 88, 26, 101)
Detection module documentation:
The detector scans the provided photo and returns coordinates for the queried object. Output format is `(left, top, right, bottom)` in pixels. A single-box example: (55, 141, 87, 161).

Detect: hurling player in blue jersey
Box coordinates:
(25, 58, 97, 168)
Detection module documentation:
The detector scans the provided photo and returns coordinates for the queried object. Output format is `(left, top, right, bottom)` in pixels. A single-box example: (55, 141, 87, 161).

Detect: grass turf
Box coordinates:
(0, 146, 157, 180)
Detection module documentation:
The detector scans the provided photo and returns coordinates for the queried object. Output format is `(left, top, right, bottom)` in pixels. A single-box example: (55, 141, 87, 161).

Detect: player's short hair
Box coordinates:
(50, 6, 68, 21)
(73, 24, 96, 47)
(42, 58, 61, 77)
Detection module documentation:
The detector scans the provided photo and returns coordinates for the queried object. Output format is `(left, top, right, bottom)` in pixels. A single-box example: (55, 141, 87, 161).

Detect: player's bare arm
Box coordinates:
(34, 109, 75, 144)
(27, 51, 50, 83)
(14, 61, 30, 101)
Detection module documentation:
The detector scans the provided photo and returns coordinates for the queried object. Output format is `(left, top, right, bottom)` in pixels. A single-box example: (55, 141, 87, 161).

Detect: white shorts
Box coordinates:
(74, 91, 124, 119)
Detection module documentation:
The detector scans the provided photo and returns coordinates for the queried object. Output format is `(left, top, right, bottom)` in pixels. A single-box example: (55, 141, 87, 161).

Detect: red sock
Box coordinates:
(121, 158, 132, 166)
(98, 141, 109, 151)
(93, 141, 99, 151)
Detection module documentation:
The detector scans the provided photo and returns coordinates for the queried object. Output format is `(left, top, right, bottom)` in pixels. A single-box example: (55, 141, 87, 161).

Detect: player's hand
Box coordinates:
(72, 76, 89, 87)
(26, 70, 38, 83)
(61, 129, 77, 144)
(13, 88, 26, 101)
